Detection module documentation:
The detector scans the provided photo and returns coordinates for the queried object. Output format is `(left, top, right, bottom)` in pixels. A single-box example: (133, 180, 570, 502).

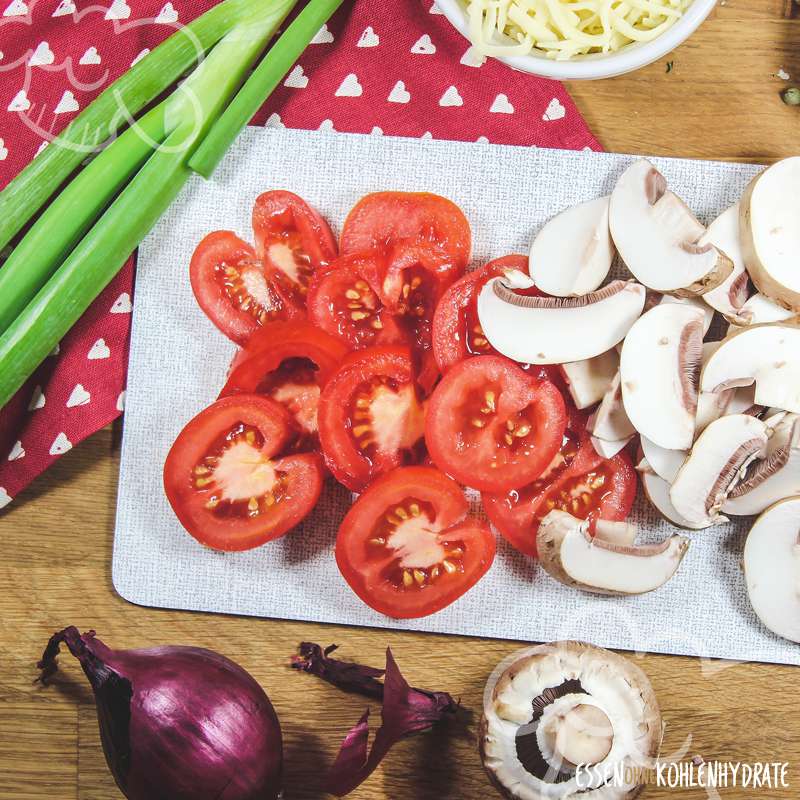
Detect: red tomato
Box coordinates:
(164, 395, 324, 551)
(335, 466, 495, 618)
(220, 322, 349, 449)
(431, 254, 528, 373)
(482, 414, 637, 557)
(317, 346, 426, 492)
(252, 190, 338, 305)
(425, 355, 567, 493)
(340, 192, 472, 272)
(190, 231, 304, 345)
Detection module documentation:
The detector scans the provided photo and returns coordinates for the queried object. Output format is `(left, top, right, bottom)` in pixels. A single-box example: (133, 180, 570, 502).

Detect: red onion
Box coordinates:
(38, 627, 282, 800)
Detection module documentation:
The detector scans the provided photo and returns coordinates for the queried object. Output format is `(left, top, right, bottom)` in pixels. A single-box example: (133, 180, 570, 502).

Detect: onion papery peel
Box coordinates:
(291, 643, 459, 796)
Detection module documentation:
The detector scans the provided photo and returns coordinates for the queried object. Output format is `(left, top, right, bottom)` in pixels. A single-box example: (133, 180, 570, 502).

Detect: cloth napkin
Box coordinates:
(0, 0, 599, 509)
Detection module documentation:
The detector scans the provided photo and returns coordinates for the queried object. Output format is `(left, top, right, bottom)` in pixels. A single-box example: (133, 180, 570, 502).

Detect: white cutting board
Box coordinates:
(113, 127, 798, 666)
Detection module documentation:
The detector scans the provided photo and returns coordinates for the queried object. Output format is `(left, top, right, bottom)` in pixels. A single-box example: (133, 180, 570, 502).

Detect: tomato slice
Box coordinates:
(432, 254, 528, 373)
(425, 355, 567, 493)
(482, 413, 637, 557)
(317, 346, 426, 492)
(252, 190, 338, 306)
(164, 395, 324, 551)
(190, 231, 304, 345)
(340, 192, 472, 272)
(220, 322, 349, 449)
(335, 466, 495, 618)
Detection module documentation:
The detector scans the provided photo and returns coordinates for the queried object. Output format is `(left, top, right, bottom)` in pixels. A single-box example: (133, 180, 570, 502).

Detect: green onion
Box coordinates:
(0, 1, 296, 409)
(0, 0, 272, 253)
(190, 0, 346, 179)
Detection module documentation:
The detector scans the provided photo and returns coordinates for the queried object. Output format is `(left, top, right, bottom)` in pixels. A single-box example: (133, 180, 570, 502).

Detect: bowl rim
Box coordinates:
(434, 0, 718, 80)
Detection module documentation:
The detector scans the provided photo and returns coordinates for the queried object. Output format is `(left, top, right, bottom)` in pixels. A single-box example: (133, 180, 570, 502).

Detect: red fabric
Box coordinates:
(0, 0, 600, 508)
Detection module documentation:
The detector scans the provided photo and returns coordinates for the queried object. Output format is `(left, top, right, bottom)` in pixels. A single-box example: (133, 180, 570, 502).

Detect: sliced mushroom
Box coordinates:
(590, 434, 634, 459)
(480, 640, 662, 800)
(609, 158, 733, 296)
(477, 274, 646, 364)
(559, 349, 619, 410)
(593, 518, 638, 547)
(639, 463, 709, 530)
(699, 323, 800, 413)
(640, 436, 686, 483)
(723, 414, 800, 515)
(697, 204, 750, 320)
(740, 157, 800, 311)
(537, 510, 689, 595)
(587, 371, 635, 441)
(529, 196, 614, 297)
(743, 496, 800, 644)
(669, 413, 769, 528)
(659, 293, 714, 335)
(620, 302, 704, 450)
(731, 292, 796, 327)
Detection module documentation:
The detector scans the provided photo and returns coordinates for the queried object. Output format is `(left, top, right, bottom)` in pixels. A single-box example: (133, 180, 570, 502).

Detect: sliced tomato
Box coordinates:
(252, 190, 338, 306)
(432, 254, 528, 373)
(482, 415, 637, 557)
(336, 466, 495, 618)
(340, 191, 472, 272)
(164, 395, 324, 551)
(306, 252, 408, 350)
(425, 355, 567, 493)
(190, 231, 304, 345)
(318, 346, 426, 492)
(220, 322, 349, 449)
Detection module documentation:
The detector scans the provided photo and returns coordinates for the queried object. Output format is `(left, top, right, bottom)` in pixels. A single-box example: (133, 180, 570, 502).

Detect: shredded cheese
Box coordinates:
(466, 0, 693, 61)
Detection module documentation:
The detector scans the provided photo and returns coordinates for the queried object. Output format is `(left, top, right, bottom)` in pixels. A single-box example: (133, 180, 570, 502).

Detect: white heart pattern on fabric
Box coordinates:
(490, 93, 514, 114)
(439, 85, 463, 107)
(370, 126, 383, 136)
(2, 0, 27, 17)
(131, 49, 150, 66)
(49, 432, 73, 456)
(36, 141, 48, 156)
(356, 26, 379, 47)
(155, 2, 178, 24)
(29, 41, 55, 67)
(8, 90, 31, 112)
(429, 1, 444, 13)
(110, 292, 132, 313)
(311, 23, 334, 44)
(49, 342, 60, 356)
(410, 34, 436, 55)
(476, 135, 490, 143)
(116, 391, 126, 412)
(79, 47, 101, 65)
(7, 441, 25, 461)
(52, 0, 76, 16)
(318, 118, 335, 132)
(105, 0, 130, 21)
(28, 385, 45, 410)
(335, 73, 362, 97)
(88, 338, 110, 360)
(265, 112, 284, 129)
(460, 46, 485, 67)
(387, 80, 410, 104)
(0, 488, 11, 509)
(66, 383, 91, 407)
(284, 65, 308, 89)
(542, 97, 566, 121)
(54, 90, 79, 114)
(0, 139, 7, 161)
(420, 131, 433, 140)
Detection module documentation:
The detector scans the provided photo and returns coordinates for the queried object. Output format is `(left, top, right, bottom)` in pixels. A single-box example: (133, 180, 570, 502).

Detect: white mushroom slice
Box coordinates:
(537, 510, 689, 595)
(659, 293, 714, 335)
(590, 435, 633, 459)
(696, 204, 750, 320)
(529, 196, 614, 297)
(723, 415, 800, 515)
(593, 518, 638, 547)
(640, 466, 709, 530)
(640, 436, 686, 483)
(669, 414, 769, 528)
(587, 371, 635, 441)
(740, 157, 800, 311)
(620, 303, 704, 450)
(559, 349, 619, 410)
(480, 641, 662, 800)
(477, 275, 646, 365)
(743, 497, 800, 644)
(733, 292, 795, 326)
(700, 323, 800, 413)
(609, 158, 733, 296)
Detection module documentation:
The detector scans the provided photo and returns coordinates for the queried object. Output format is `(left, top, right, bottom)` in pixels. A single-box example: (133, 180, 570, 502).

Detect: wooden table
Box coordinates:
(1, 2, 799, 798)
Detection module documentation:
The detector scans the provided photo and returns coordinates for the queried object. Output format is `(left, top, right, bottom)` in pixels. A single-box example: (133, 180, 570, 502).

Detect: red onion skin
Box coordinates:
(38, 628, 282, 800)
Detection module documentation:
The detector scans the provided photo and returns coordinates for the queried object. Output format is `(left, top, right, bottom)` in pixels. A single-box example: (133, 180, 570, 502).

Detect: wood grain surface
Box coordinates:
(2, 2, 799, 798)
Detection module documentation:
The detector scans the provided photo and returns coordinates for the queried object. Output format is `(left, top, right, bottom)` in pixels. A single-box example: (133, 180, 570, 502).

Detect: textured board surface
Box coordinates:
(114, 127, 796, 665)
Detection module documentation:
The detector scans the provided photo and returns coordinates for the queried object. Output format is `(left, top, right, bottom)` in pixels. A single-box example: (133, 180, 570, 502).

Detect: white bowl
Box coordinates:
(435, 0, 717, 80)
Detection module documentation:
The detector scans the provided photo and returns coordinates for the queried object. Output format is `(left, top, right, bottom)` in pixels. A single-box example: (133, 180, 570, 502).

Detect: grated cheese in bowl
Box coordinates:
(466, 0, 694, 61)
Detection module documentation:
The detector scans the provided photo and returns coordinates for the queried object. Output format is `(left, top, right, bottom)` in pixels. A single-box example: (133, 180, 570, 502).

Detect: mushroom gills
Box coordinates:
(732, 292, 795, 327)
(743, 496, 800, 644)
(476, 274, 646, 365)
